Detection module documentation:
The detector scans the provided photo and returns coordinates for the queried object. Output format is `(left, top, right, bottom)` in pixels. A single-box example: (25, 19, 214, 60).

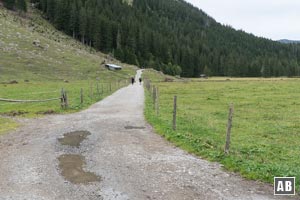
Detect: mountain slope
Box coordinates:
(0, 5, 136, 126)
(31, 0, 300, 77)
(0, 6, 135, 82)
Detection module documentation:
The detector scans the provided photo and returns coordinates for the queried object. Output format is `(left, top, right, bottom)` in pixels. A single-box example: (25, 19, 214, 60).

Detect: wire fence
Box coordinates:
(145, 79, 237, 154)
(0, 97, 61, 103)
(0, 79, 130, 110)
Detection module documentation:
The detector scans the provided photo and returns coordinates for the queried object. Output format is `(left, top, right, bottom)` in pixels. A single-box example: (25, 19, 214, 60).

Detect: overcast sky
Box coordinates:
(184, 0, 300, 41)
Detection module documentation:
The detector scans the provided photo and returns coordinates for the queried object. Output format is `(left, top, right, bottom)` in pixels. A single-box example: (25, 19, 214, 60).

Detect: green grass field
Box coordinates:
(144, 71, 300, 188)
(0, 7, 136, 134)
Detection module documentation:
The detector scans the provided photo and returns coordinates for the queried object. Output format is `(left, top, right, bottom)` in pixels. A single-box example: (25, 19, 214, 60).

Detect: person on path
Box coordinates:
(131, 77, 135, 85)
(139, 78, 142, 85)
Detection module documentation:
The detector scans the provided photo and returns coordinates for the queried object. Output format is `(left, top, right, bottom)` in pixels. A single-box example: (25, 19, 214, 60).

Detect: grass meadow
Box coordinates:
(144, 71, 300, 188)
(0, 79, 131, 115)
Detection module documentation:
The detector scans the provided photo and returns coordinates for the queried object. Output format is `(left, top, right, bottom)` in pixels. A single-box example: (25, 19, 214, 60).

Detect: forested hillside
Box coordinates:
(26, 0, 300, 77)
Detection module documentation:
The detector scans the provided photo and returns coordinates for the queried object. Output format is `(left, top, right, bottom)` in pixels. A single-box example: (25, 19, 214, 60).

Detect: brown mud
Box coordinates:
(58, 131, 91, 148)
(58, 154, 100, 184)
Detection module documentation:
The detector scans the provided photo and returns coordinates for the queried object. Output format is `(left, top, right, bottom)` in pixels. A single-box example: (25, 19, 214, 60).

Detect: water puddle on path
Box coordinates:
(58, 154, 100, 184)
(57, 130, 100, 184)
(58, 131, 91, 148)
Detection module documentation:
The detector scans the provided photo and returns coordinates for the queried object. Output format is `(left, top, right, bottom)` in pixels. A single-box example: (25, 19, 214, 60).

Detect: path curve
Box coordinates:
(0, 70, 295, 200)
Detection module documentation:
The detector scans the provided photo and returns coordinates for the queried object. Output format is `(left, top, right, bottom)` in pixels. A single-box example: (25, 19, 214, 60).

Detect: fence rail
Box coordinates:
(0, 97, 61, 103)
(0, 79, 130, 109)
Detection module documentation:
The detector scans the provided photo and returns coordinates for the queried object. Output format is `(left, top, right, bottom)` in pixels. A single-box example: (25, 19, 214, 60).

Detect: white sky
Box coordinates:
(184, 0, 300, 40)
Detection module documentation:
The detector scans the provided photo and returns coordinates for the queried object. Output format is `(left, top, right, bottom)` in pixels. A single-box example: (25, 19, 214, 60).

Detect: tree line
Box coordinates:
(2, 0, 27, 12)
(24, 0, 300, 76)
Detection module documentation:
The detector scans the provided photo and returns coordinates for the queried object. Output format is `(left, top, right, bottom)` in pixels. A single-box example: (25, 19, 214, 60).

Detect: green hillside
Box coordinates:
(0, 6, 136, 134)
(0, 7, 135, 82)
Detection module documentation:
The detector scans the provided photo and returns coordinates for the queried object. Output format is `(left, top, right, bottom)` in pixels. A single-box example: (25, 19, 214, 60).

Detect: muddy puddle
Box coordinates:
(125, 126, 145, 130)
(58, 131, 91, 148)
(58, 130, 100, 184)
(58, 154, 100, 184)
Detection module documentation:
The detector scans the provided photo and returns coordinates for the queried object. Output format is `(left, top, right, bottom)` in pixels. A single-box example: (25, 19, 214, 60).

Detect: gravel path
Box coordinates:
(0, 70, 296, 200)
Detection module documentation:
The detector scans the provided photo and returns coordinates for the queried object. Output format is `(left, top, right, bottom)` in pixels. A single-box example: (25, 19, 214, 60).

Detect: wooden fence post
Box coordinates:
(155, 87, 159, 115)
(148, 81, 151, 91)
(80, 88, 83, 104)
(152, 86, 156, 109)
(64, 90, 68, 108)
(146, 80, 149, 91)
(173, 96, 177, 130)
(90, 82, 93, 98)
(224, 104, 234, 154)
(97, 82, 100, 95)
(61, 88, 65, 108)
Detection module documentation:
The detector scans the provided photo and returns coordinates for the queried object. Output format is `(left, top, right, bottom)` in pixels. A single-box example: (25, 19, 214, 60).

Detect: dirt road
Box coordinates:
(0, 70, 295, 200)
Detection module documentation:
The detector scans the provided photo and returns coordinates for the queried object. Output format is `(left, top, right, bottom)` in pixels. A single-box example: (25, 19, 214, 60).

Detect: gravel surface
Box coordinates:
(0, 70, 297, 200)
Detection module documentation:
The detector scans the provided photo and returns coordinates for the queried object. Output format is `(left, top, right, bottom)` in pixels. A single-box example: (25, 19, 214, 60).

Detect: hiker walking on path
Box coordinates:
(131, 77, 135, 85)
(139, 77, 142, 85)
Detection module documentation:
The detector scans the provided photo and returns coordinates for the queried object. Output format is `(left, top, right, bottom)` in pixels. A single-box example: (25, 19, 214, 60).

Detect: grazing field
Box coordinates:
(144, 72, 300, 188)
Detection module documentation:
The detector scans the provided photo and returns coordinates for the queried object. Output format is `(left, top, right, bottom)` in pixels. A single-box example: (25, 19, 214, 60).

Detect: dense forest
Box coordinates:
(2, 0, 27, 12)
(6, 0, 300, 77)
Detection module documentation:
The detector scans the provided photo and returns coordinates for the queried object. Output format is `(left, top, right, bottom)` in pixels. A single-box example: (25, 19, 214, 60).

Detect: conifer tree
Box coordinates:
(79, 7, 87, 44)
(3, 0, 16, 10)
(16, 0, 27, 12)
(69, 3, 78, 38)
(46, 0, 55, 22)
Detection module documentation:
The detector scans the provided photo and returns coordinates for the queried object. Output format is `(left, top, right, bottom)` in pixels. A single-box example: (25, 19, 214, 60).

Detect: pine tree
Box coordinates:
(54, 0, 70, 31)
(93, 15, 102, 50)
(3, 0, 16, 10)
(46, 0, 55, 22)
(203, 65, 211, 76)
(69, 3, 78, 39)
(40, 0, 47, 12)
(116, 28, 122, 50)
(15, 0, 27, 12)
(79, 7, 87, 44)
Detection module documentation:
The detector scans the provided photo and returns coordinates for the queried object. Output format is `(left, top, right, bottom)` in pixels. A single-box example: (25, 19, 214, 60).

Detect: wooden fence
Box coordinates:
(0, 97, 61, 103)
(144, 79, 235, 154)
(0, 80, 129, 109)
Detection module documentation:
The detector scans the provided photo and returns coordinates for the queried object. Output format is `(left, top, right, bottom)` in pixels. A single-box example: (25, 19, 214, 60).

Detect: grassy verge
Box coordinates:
(144, 71, 300, 189)
(0, 117, 18, 135)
